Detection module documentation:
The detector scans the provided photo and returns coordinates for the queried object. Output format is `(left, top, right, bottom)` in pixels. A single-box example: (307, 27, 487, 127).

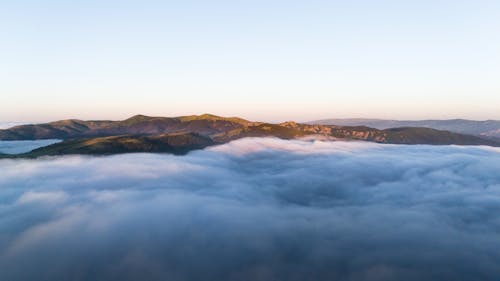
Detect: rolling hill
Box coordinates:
(0, 114, 256, 140)
(6, 133, 214, 158)
(307, 118, 500, 138)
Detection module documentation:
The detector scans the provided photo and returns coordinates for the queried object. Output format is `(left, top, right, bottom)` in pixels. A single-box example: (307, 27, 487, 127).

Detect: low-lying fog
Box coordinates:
(1, 138, 499, 281)
(0, 139, 61, 154)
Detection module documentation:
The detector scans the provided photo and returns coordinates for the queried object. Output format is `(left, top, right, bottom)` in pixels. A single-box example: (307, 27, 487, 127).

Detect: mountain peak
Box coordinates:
(178, 114, 251, 125)
(123, 114, 157, 124)
(280, 121, 299, 128)
(126, 114, 151, 120)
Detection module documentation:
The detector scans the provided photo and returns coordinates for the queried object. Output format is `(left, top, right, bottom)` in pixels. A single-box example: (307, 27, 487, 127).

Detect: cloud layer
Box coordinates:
(0, 139, 61, 154)
(1, 138, 500, 281)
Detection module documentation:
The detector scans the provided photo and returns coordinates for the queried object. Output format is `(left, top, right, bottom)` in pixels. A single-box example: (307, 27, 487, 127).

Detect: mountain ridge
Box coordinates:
(0, 114, 254, 140)
(307, 118, 500, 138)
(1, 114, 499, 158)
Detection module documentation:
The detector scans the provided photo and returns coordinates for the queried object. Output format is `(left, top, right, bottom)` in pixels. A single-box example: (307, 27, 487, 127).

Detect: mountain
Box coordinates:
(381, 127, 498, 145)
(307, 118, 500, 138)
(1, 114, 499, 158)
(0, 114, 256, 140)
(6, 133, 214, 158)
(278, 122, 499, 145)
(211, 123, 307, 143)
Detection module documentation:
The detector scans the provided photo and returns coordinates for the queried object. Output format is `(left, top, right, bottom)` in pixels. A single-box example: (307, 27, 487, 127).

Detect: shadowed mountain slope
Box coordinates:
(382, 127, 499, 145)
(4, 133, 214, 158)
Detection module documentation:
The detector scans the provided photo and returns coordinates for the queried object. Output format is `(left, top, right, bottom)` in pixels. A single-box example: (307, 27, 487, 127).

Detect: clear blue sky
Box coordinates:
(1, 0, 499, 122)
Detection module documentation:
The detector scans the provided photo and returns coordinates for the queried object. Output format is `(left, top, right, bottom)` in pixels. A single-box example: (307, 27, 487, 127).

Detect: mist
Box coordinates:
(0, 139, 61, 154)
(1, 138, 500, 281)
(0, 122, 28, 129)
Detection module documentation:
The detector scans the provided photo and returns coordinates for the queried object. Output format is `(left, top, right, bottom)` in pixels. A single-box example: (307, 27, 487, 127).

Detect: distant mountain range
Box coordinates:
(0, 122, 26, 130)
(1, 114, 499, 158)
(307, 118, 500, 139)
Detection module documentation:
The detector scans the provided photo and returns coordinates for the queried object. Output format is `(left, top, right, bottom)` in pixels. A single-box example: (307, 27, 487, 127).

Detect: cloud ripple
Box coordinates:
(0, 138, 500, 281)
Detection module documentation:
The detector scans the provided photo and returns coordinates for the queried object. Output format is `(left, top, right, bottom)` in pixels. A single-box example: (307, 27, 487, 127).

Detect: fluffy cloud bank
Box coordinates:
(1, 138, 500, 281)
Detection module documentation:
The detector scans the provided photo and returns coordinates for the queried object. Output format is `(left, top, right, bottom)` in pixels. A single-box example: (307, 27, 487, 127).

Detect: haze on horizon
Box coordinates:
(1, 0, 499, 123)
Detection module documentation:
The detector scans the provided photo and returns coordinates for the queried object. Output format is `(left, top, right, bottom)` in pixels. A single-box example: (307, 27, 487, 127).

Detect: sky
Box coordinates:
(1, 0, 499, 123)
(1, 138, 500, 280)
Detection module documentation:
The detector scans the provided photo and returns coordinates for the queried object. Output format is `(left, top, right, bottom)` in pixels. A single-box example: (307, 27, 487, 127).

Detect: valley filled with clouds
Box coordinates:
(0, 139, 61, 154)
(1, 138, 500, 281)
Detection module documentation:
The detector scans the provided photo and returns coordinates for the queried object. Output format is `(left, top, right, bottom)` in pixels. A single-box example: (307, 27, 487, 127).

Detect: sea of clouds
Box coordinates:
(0, 139, 61, 154)
(1, 138, 500, 281)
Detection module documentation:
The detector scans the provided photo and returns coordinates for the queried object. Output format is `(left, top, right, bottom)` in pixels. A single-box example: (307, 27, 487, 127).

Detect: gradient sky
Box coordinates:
(1, 0, 499, 123)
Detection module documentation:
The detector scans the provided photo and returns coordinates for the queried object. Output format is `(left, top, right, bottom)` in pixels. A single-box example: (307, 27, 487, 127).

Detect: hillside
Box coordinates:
(279, 122, 498, 146)
(4, 133, 214, 158)
(307, 118, 500, 138)
(382, 127, 499, 145)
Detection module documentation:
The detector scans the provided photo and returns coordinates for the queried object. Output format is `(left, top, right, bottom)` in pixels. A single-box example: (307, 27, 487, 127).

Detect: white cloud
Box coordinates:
(0, 138, 499, 281)
(17, 191, 68, 204)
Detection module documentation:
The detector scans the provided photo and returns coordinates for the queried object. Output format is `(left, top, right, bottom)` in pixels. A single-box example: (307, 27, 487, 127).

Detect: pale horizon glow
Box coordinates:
(1, 0, 499, 123)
